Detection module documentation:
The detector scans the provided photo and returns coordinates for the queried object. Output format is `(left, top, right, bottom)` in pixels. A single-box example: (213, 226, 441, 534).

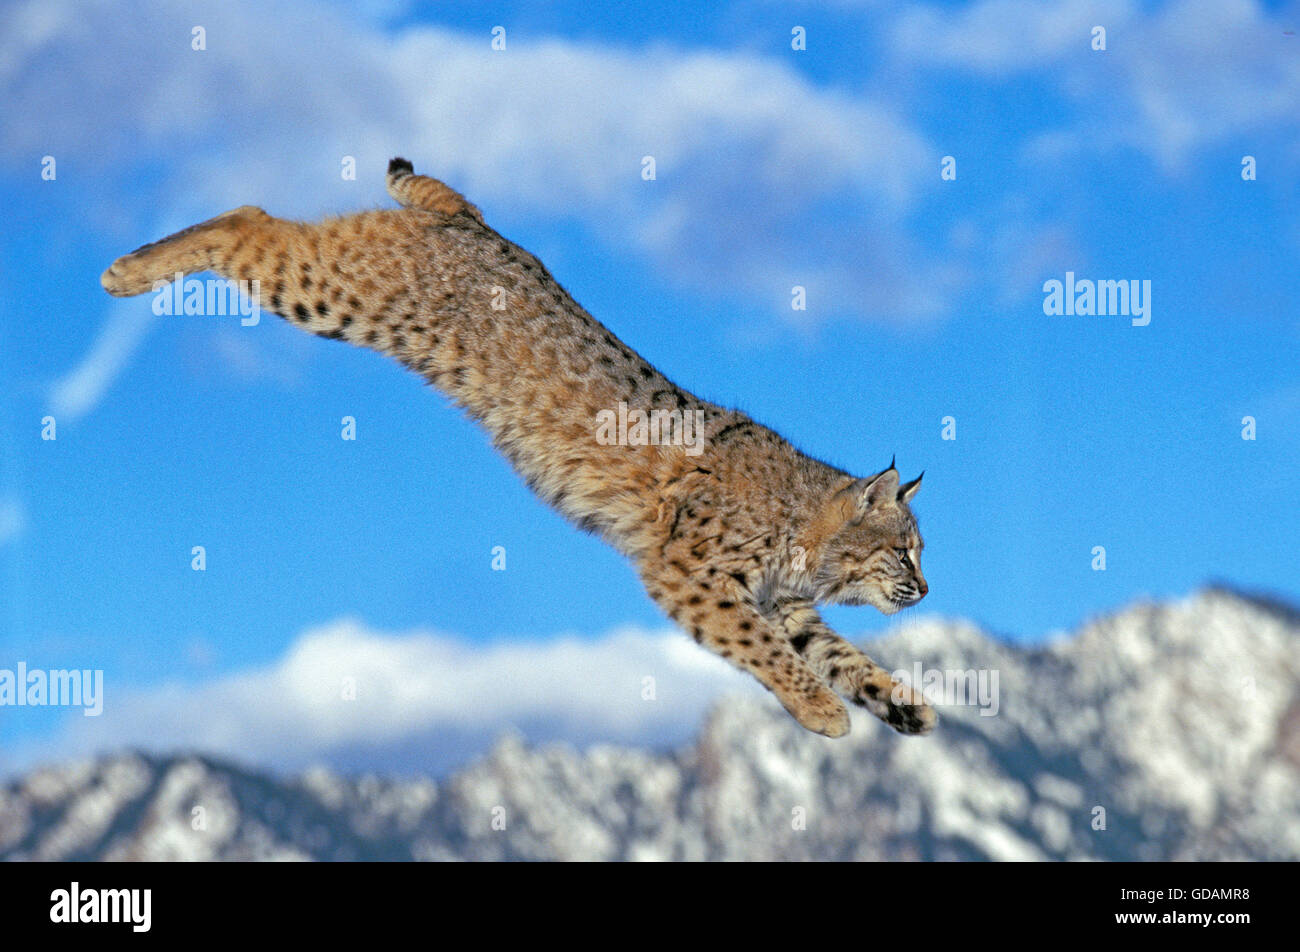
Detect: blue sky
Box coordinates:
(1, 0, 1297, 776)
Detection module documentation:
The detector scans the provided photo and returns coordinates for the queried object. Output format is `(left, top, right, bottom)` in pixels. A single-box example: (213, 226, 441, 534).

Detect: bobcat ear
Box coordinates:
(805, 468, 899, 549)
(849, 466, 899, 518)
(898, 471, 923, 504)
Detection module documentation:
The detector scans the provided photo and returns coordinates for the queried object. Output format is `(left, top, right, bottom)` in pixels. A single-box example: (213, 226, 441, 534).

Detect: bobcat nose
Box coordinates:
(916, 577, 928, 597)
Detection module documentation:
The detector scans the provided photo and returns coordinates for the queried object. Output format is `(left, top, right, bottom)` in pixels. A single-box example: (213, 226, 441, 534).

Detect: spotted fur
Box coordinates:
(101, 159, 935, 737)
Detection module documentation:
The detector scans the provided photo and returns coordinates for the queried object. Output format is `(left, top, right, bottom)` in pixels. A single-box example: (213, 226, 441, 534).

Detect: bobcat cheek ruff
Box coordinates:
(103, 158, 934, 738)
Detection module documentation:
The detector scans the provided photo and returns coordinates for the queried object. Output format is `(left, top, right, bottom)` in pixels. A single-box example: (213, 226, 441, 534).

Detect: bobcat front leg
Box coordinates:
(776, 598, 936, 735)
(641, 561, 850, 737)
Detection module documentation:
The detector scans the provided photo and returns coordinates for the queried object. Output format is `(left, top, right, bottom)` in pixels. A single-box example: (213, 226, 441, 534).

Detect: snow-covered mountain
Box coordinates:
(3, 587, 1297, 860)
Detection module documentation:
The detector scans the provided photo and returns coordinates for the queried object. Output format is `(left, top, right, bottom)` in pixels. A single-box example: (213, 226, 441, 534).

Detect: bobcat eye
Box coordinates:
(895, 548, 910, 566)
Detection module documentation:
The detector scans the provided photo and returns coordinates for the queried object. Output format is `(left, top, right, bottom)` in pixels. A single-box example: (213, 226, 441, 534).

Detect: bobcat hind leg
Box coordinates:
(100, 205, 271, 297)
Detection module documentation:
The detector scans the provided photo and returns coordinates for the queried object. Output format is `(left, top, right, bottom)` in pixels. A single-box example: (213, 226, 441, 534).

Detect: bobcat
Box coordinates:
(102, 159, 935, 738)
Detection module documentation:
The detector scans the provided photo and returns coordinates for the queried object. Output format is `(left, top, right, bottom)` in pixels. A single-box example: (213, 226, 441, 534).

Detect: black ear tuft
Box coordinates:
(898, 471, 924, 504)
(388, 157, 414, 176)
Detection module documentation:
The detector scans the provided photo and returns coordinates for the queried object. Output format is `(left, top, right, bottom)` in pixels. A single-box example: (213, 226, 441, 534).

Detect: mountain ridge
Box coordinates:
(2, 587, 1297, 860)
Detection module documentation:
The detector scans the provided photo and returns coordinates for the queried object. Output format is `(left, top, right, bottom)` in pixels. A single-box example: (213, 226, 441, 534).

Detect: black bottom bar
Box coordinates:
(0, 860, 1280, 940)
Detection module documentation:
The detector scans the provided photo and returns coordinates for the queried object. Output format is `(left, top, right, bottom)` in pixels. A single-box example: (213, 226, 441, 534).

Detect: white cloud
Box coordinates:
(15, 620, 760, 776)
(47, 300, 156, 421)
(0, 497, 24, 547)
(892, 0, 1300, 170)
(1113, 0, 1300, 170)
(893, 0, 1137, 72)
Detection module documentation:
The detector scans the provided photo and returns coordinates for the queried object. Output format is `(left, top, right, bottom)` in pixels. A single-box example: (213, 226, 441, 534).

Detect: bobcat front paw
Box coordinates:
(882, 679, 937, 735)
(854, 676, 937, 735)
(883, 697, 937, 735)
(788, 686, 851, 738)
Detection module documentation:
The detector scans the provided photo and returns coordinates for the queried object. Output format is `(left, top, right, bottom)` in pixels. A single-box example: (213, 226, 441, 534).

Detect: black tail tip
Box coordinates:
(388, 157, 414, 176)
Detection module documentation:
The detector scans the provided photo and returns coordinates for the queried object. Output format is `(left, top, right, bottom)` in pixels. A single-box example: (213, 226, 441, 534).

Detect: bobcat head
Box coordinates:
(806, 464, 926, 614)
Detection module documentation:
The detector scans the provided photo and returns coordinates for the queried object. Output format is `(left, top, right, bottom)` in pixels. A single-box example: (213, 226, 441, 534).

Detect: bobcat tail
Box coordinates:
(385, 157, 483, 221)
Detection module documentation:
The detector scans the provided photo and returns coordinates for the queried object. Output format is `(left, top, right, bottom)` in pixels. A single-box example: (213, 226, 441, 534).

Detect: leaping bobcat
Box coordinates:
(102, 159, 935, 738)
